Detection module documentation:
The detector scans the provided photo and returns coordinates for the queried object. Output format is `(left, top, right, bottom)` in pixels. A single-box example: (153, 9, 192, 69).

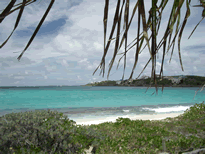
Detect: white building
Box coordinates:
(128, 79, 133, 83)
(140, 75, 149, 79)
(170, 77, 183, 84)
(116, 80, 121, 84)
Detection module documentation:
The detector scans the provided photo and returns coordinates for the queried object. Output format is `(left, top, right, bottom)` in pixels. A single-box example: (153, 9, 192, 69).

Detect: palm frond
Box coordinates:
(93, 0, 204, 95)
(0, 0, 27, 49)
(128, 1, 141, 81)
(121, 0, 129, 81)
(151, 0, 158, 95)
(1, 0, 205, 95)
(17, 0, 55, 61)
(188, 0, 205, 39)
(0, 0, 55, 61)
(0, 0, 17, 23)
(93, 0, 121, 77)
(0, 0, 36, 20)
(107, 0, 125, 80)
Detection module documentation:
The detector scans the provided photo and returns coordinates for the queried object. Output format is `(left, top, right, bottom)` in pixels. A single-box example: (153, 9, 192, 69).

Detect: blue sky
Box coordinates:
(0, 0, 205, 86)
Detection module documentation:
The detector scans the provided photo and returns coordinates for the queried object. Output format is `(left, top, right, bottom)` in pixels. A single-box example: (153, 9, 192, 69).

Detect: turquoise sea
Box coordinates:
(0, 86, 205, 122)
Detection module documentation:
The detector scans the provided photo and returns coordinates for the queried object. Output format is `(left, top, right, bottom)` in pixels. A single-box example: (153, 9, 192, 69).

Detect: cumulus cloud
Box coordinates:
(14, 76, 25, 80)
(0, 0, 204, 86)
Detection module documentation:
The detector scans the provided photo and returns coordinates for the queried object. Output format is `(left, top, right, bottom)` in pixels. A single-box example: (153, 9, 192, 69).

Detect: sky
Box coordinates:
(0, 0, 204, 87)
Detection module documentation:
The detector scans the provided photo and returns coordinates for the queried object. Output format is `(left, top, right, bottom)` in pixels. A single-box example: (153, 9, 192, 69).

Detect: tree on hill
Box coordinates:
(0, 0, 204, 97)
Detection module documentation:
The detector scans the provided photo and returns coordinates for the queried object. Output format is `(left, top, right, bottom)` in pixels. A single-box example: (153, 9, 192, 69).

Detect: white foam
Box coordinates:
(123, 110, 130, 112)
(142, 105, 193, 113)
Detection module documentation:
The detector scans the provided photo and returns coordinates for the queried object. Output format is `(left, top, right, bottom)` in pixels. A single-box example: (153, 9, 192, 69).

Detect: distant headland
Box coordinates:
(83, 75, 205, 87)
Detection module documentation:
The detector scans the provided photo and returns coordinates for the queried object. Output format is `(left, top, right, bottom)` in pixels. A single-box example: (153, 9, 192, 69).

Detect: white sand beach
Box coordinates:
(72, 112, 185, 126)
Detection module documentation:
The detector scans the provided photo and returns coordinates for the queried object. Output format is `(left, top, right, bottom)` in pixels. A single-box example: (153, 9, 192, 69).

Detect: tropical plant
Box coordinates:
(1, 102, 204, 153)
(92, 0, 205, 96)
(0, 0, 205, 96)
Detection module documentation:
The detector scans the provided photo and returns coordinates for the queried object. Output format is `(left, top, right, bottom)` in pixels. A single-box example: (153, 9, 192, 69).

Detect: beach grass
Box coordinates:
(76, 102, 205, 153)
(1, 102, 205, 154)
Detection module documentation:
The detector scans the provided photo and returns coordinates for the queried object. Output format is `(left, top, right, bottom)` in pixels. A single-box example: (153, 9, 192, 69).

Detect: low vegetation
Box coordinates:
(181, 76, 205, 87)
(0, 102, 204, 153)
(85, 75, 205, 87)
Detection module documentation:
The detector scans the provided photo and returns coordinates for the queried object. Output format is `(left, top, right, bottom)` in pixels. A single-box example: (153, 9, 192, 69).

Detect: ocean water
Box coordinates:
(0, 86, 204, 122)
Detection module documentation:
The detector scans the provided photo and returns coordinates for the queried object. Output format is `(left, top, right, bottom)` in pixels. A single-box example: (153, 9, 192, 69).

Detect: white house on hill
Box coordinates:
(139, 75, 149, 79)
(167, 76, 185, 84)
(116, 80, 121, 84)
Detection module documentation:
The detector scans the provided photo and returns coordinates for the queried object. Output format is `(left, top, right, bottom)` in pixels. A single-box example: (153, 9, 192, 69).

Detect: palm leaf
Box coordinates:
(139, 0, 152, 60)
(0, 0, 26, 49)
(177, 0, 191, 71)
(118, 0, 139, 50)
(93, 0, 121, 77)
(188, 0, 205, 38)
(168, 24, 182, 64)
(17, 0, 55, 61)
(151, 0, 158, 95)
(1, 0, 205, 95)
(158, 0, 178, 92)
(0, 0, 17, 23)
(0, 0, 36, 20)
(128, 5, 141, 81)
(107, 0, 125, 80)
(116, 35, 147, 73)
(0, 0, 53, 61)
(116, 0, 153, 80)
(103, 0, 109, 64)
(121, 0, 129, 81)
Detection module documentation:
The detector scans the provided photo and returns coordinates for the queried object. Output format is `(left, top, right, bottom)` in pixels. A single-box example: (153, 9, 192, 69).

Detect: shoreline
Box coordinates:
(72, 112, 185, 126)
(82, 85, 204, 87)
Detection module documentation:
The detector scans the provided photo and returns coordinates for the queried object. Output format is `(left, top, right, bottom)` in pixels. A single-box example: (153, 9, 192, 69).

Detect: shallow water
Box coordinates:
(0, 86, 204, 122)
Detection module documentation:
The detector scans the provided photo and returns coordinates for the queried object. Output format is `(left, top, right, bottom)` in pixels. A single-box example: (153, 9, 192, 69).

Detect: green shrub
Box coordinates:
(181, 101, 205, 121)
(0, 109, 107, 153)
(1, 102, 204, 153)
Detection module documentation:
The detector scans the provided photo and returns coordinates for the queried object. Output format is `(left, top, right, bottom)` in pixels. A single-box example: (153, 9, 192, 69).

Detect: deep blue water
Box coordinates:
(0, 86, 204, 120)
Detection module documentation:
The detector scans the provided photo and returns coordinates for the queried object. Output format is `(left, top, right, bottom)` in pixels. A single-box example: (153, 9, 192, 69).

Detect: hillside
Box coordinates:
(83, 75, 205, 87)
